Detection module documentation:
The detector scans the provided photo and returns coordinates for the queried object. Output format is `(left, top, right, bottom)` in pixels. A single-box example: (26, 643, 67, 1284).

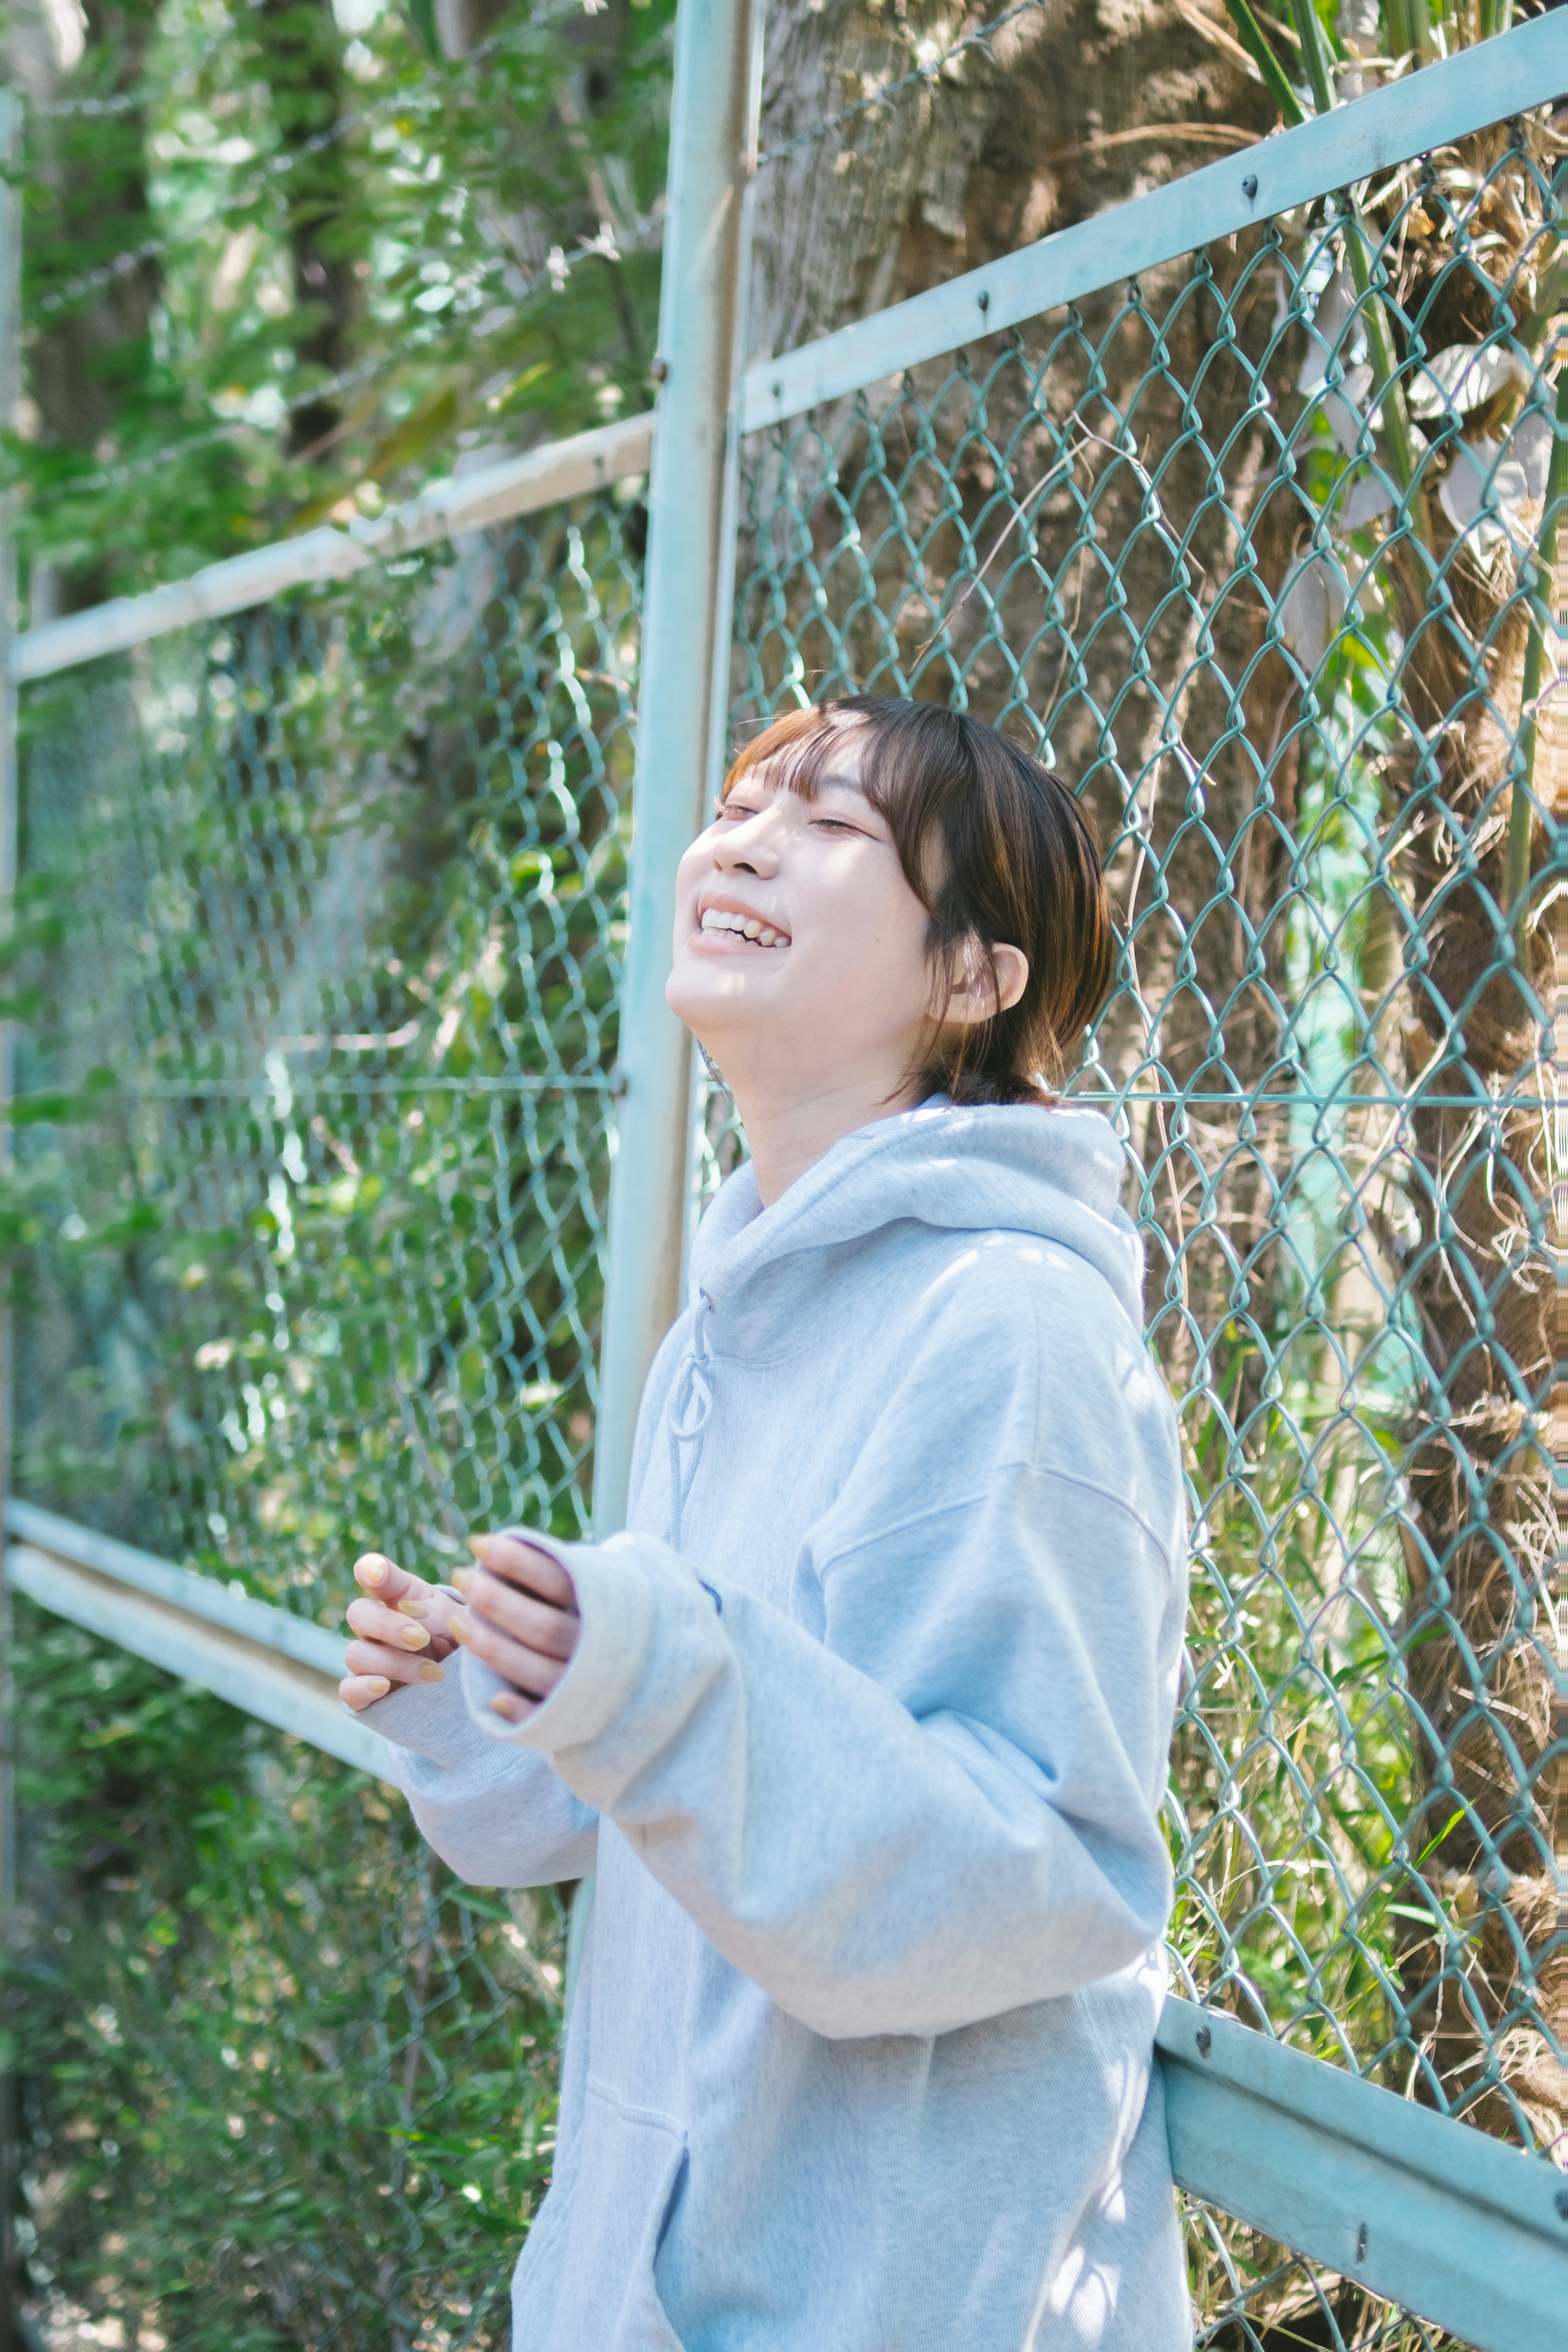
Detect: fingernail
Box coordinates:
(468, 1534, 508, 1566)
(396, 1596, 429, 1620)
(491, 1693, 524, 1723)
(365, 1676, 391, 1696)
(399, 1623, 432, 1649)
(450, 1568, 475, 1595)
(446, 1615, 470, 1646)
(358, 1556, 388, 1586)
(416, 1660, 446, 1683)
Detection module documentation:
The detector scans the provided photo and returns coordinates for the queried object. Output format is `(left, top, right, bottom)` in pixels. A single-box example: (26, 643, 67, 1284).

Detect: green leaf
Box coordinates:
(65, 1201, 164, 1252)
(404, 0, 441, 61)
(9, 1090, 86, 1127)
(0, 907, 66, 968)
(7, 1062, 116, 1126)
(1413, 1806, 1468, 1865)
(1221, 0, 1310, 124)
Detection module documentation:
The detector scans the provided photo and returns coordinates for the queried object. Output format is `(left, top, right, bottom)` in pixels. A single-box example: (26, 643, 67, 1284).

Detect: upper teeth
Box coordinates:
(702, 909, 787, 946)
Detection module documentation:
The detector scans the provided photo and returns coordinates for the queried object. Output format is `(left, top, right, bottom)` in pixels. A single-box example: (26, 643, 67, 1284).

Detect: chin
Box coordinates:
(666, 950, 765, 1025)
(665, 965, 737, 1035)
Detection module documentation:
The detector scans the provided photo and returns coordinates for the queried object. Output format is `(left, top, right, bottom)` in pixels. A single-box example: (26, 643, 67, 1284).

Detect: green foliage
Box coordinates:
(11, 1595, 564, 2349)
(13, 495, 639, 1604)
(1169, 1362, 1419, 2075)
(8, 489, 637, 2341)
(1220, 0, 1509, 132)
(16, 0, 675, 597)
(1220, 0, 1309, 127)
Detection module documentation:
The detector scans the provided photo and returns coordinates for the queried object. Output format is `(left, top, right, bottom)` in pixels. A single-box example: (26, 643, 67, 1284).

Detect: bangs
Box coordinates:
(722, 704, 878, 805)
(714, 691, 1114, 1104)
(720, 697, 962, 916)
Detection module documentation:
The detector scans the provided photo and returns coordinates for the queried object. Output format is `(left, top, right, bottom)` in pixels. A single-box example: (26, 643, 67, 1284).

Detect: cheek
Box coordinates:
(671, 836, 714, 935)
(677, 833, 715, 894)
(797, 877, 932, 1018)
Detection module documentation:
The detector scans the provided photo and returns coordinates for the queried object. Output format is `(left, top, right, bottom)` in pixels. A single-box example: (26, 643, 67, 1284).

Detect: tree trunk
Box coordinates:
(748, 0, 1296, 1413)
(255, 0, 360, 459)
(18, 0, 165, 615)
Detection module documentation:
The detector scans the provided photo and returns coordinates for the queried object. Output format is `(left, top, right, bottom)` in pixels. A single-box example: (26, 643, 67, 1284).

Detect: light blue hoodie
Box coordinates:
(370, 1102, 1192, 2350)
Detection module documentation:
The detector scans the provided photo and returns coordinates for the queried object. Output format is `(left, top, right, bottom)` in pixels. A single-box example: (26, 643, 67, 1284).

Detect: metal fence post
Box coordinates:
(0, 90, 22, 2352)
(591, 0, 763, 1540)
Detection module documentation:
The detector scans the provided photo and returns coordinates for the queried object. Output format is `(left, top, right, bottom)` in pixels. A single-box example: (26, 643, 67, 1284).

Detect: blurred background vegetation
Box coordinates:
(0, 0, 1559, 2346)
(8, 5, 664, 2342)
(10, 0, 673, 611)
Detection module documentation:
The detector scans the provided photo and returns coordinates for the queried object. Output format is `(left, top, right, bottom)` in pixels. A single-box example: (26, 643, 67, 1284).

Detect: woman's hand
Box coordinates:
(339, 1552, 464, 1711)
(447, 1531, 581, 1725)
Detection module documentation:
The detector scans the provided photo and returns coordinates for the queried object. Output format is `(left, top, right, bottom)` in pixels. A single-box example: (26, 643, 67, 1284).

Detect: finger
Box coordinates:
(343, 1637, 447, 1687)
(456, 1566, 579, 1660)
(354, 1552, 421, 1604)
(346, 1597, 445, 1654)
(446, 1606, 568, 1702)
(414, 1584, 468, 1641)
(341, 1590, 456, 1665)
(466, 1533, 577, 1612)
(341, 1673, 392, 1712)
(353, 1553, 449, 1617)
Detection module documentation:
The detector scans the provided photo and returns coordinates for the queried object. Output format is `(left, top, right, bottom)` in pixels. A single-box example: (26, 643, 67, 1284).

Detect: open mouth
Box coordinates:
(698, 906, 791, 949)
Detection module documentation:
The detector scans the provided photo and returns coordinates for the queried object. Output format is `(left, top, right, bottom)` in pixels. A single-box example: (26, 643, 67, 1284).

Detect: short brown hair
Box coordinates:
(723, 697, 1115, 1105)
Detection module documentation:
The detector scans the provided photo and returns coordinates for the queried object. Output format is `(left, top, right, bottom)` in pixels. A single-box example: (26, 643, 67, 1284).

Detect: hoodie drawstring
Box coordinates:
(666, 1290, 715, 1551)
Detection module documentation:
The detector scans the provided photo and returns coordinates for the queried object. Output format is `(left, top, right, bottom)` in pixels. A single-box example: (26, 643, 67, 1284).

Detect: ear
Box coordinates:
(943, 939, 1029, 1027)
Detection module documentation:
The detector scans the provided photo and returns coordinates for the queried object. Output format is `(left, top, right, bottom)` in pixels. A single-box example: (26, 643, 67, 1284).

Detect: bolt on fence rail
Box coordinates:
(2, 10, 1565, 2352)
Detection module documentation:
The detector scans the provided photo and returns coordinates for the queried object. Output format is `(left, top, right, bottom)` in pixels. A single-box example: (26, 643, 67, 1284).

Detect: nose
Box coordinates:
(712, 808, 780, 878)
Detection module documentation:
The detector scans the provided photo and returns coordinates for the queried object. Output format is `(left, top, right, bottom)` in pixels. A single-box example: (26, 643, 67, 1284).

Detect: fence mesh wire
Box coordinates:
(18, 493, 642, 1604)
(11, 488, 641, 2349)
(9, 97, 1564, 2352)
(729, 107, 1563, 2346)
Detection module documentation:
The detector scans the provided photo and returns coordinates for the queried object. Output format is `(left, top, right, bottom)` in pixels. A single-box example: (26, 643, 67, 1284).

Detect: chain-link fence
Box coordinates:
(11, 487, 642, 2348)
(19, 491, 643, 1598)
(727, 96, 1561, 2349)
(8, 34, 1564, 2352)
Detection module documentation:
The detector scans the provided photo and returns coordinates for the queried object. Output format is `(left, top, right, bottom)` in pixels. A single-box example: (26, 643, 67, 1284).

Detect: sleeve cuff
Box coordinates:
(361, 1673, 475, 1766)
(460, 1532, 656, 1754)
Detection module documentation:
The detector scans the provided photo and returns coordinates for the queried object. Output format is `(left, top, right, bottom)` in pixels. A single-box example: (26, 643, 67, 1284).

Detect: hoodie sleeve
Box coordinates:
(365, 1657, 599, 1888)
(463, 1264, 1187, 2038)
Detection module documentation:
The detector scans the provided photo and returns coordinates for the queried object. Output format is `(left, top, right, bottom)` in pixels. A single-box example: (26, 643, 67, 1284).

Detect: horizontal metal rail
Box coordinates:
(15, 16, 1559, 688)
(7, 1499, 390, 1775)
(12, 1499, 1565, 2348)
(11, 412, 654, 683)
(1158, 1999, 1567, 2352)
(739, 13, 1567, 431)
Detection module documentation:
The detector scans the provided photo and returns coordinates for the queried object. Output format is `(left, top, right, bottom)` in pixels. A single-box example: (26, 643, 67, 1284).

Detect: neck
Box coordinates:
(723, 1064, 925, 1207)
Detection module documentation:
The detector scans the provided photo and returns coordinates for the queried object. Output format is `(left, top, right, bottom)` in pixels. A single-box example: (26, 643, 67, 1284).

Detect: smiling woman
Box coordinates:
(343, 695, 1193, 2352)
(668, 697, 1116, 1203)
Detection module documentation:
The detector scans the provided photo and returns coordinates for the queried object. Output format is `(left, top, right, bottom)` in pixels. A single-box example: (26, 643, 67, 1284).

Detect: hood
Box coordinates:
(689, 1101, 1146, 1330)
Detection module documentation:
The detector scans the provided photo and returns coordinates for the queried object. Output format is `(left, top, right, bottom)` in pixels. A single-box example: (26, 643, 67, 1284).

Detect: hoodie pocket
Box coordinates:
(534, 2078, 688, 2352)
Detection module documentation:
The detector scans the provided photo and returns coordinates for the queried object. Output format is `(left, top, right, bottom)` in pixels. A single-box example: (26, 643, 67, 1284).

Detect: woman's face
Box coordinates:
(665, 762, 937, 1103)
